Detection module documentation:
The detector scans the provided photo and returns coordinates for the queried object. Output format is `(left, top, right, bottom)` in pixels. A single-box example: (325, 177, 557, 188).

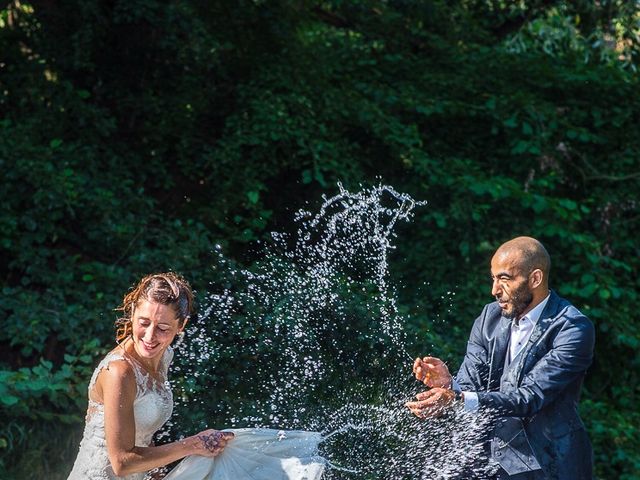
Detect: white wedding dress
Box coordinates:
(67, 346, 174, 480)
(164, 428, 325, 480)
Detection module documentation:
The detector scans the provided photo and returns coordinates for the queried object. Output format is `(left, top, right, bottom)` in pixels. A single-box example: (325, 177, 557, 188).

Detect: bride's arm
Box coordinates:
(100, 360, 230, 476)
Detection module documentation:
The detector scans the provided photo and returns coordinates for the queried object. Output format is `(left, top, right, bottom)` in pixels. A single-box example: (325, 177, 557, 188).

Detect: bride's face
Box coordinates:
(131, 299, 181, 360)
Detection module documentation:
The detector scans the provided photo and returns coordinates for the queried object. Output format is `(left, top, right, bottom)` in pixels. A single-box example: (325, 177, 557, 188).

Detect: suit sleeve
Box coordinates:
(455, 305, 492, 392)
(477, 313, 594, 417)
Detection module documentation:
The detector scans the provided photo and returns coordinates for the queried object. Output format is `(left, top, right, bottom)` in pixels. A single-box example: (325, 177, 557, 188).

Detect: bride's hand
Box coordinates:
(190, 429, 234, 457)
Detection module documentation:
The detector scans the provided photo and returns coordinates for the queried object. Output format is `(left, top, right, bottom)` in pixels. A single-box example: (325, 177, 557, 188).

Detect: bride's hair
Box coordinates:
(115, 272, 194, 342)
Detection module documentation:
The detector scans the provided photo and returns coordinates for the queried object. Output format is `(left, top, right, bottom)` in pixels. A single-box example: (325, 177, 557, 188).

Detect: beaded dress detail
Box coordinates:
(68, 346, 174, 480)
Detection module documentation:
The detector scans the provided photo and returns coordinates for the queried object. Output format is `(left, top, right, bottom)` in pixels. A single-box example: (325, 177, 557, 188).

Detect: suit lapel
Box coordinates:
(512, 291, 562, 384)
(490, 315, 512, 389)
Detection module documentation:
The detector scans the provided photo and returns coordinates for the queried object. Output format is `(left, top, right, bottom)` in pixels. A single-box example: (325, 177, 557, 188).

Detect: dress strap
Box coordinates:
(160, 346, 174, 378)
(87, 349, 149, 401)
(87, 351, 125, 392)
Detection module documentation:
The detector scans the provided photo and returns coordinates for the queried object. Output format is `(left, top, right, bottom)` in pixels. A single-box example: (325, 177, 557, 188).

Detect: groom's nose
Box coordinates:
(491, 278, 502, 297)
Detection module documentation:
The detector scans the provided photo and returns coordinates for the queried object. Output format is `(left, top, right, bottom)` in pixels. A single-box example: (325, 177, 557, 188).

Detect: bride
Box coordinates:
(68, 273, 233, 479)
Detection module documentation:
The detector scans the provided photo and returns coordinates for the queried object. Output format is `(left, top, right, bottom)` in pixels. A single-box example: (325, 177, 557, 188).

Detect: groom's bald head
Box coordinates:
(494, 236, 551, 286)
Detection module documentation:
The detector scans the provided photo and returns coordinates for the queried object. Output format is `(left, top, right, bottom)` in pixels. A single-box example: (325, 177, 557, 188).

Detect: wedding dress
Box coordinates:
(164, 428, 325, 480)
(67, 346, 174, 480)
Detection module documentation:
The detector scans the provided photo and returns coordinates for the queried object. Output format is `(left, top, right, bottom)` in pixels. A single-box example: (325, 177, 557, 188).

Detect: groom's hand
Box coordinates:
(405, 388, 455, 418)
(413, 356, 453, 389)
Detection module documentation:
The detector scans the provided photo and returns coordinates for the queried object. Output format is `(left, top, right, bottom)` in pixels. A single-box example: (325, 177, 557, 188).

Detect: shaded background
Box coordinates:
(1, 1, 639, 478)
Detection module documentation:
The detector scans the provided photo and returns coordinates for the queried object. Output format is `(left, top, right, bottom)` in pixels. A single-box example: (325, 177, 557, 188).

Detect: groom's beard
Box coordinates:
(498, 283, 533, 320)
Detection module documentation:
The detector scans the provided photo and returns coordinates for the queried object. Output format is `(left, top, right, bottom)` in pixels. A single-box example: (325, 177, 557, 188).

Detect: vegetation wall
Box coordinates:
(1, 1, 638, 478)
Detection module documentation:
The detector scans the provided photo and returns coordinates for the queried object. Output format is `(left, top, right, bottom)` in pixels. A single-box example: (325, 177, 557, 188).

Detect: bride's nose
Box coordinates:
(143, 327, 157, 342)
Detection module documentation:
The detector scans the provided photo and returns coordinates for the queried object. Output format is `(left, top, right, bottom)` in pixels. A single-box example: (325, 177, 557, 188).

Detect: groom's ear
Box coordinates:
(529, 268, 543, 289)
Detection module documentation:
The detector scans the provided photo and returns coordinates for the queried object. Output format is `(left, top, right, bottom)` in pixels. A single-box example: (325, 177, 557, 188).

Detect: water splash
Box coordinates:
(319, 402, 496, 479)
(169, 183, 497, 479)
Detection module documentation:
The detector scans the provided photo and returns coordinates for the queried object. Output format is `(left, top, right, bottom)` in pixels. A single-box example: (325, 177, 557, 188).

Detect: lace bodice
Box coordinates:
(68, 346, 174, 480)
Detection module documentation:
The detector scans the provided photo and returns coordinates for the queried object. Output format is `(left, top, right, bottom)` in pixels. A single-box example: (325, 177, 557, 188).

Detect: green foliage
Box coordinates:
(1, 0, 639, 478)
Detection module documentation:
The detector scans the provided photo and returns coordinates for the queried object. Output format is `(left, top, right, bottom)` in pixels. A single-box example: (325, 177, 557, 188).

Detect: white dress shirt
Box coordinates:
(458, 294, 551, 411)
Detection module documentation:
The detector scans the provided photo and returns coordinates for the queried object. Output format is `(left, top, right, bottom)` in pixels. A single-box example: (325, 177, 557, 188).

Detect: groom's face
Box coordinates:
(491, 252, 533, 320)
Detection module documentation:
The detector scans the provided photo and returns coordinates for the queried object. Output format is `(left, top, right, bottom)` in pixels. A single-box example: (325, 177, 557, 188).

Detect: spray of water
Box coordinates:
(168, 183, 497, 479)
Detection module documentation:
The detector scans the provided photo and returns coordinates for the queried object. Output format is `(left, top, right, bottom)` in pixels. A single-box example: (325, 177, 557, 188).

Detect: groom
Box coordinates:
(406, 236, 595, 479)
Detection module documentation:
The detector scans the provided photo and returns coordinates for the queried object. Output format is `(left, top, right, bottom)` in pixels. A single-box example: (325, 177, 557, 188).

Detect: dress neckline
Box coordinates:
(116, 341, 168, 387)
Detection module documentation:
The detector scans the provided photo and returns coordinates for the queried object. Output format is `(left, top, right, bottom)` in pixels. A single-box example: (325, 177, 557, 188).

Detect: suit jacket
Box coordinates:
(455, 290, 595, 479)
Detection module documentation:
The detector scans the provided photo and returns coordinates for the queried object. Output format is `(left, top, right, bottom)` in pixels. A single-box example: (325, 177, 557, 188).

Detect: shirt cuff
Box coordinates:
(462, 391, 479, 412)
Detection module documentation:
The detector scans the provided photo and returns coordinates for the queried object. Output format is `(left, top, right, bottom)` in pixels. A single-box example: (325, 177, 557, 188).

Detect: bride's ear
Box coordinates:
(179, 319, 188, 333)
(180, 312, 193, 332)
(173, 330, 186, 348)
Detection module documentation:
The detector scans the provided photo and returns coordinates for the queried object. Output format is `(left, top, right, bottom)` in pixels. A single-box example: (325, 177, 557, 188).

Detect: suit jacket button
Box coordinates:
(496, 452, 502, 457)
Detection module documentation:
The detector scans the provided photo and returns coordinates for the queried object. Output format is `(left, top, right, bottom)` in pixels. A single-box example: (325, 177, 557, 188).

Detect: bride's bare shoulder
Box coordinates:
(92, 350, 137, 401)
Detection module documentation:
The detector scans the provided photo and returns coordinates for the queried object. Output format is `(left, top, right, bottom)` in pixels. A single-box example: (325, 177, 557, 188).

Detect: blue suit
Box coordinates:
(455, 290, 595, 479)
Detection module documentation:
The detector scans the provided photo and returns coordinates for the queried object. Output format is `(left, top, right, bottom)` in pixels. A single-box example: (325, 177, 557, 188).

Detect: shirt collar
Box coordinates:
(518, 293, 550, 326)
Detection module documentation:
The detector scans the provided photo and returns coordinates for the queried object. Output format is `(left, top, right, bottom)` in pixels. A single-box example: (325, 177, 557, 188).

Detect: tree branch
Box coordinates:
(489, 0, 561, 39)
(312, 6, 352, 30)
